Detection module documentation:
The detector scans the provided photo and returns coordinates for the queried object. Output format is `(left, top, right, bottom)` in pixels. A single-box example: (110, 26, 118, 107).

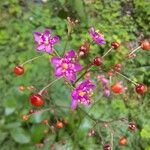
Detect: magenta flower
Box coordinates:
(51, 50, 82, 81)
(71, 80, 96, 109)
(34, 29, 60, 54)
(89, 27, 106, 45)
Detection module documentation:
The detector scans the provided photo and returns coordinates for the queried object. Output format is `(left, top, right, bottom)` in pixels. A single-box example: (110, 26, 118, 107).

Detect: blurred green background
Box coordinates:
(0, 0, 150, 149)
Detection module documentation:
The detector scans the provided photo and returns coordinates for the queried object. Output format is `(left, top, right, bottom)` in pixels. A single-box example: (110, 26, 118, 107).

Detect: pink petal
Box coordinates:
(71, 99, 78, 110)
(36, 44, 45, 51)
(51, 57, 61, 66)
(65, 50, 76, 58)
(55, 67, 63, 77)
(89, 27, 95, 35)
(45, 45, 52, 53)
(73, 63, 82, 71)
(71, 90, 78, 99)
(34, 32, 42, 43)
(44, 29, 51, 36)
(50, 35, 61, 44)
(65, 71, 76, 81)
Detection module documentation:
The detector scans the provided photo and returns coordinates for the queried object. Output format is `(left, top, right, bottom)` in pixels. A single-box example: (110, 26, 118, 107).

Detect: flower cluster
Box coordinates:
(14, 23, 149, 150)
(14, 26, 149, 110)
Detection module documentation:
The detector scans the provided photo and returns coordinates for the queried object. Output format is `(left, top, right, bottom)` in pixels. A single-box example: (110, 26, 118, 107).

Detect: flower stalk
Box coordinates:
(116, 71, 137, 85)
(102, 47, 113, 58)
(20, 54, 45, 66)
(38, 77, 62, 95)
(128, 46, 141, 56)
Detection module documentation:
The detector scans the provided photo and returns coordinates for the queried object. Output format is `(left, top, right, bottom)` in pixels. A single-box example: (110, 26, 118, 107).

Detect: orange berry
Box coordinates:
(22, 115, 29, 121)
(119, 137, 127, 145)
(141, 40, 150, 50)
(19, 85, 26, 91)
(56, 121, 64, 129)
(111, 82, 124, 94)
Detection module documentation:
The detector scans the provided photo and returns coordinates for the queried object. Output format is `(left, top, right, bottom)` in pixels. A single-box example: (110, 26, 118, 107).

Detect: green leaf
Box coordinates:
(5, 122, 21, 129)
(5, 107, 15, 115)
(141, 125, 150, 139)
(31, 124, 47, 143)
(145, 146, 150, 150)
(10, 127, 31, 144)
(0, 132, 8, 144)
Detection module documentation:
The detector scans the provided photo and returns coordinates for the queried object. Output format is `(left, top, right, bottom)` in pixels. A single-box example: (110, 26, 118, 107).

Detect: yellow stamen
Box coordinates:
(96, 30, 104, 37)
(78, 91, 85, 97)
(44, 41, 49, 45)
(62, 63, 68, 69)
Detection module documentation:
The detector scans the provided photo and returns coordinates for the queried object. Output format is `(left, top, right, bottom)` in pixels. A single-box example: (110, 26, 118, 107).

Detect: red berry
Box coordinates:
(119, 137, 127, 145)
(141, 41, 150, 50)
(22, 115, 29, 121)
(56, 121, 64, 129)
(111, 42, 120, 49)
(135, 84, 147, 94)
(128, 122, 136, 131)
(103, 144, 111, 150)
(14, 66, 24, 75)
(88, 129, 95, 137)
(79, 41, 90, 55)
(111, 82, 124, 94)
(30, 94, 44, 107)
(114, 64, 122, 72)
(93, 57, 103, 66)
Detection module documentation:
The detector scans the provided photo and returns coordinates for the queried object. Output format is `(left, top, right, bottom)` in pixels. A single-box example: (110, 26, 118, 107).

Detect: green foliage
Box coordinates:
(0, 0, 150, 149)
(10, 127, 31, 144)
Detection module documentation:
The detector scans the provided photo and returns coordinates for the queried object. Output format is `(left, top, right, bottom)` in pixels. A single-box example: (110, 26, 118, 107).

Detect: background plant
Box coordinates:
(0, 0, 149, 149)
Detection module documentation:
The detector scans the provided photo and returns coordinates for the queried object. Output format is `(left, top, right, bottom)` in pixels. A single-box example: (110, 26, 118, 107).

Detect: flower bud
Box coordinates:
(79, 41, 90, 55)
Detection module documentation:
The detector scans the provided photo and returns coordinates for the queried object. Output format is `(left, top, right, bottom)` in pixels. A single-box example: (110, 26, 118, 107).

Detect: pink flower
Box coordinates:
(89, 27, 106, 45)
(51, 50, 82, 81)
(71, 80, 96, 109)
(34, 29, 60, 54)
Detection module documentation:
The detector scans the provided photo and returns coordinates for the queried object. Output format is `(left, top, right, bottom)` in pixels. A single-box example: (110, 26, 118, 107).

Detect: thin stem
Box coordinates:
(79, 107, 128, 124)
(97, 125, 104, 145)
(47, 123, 55, 133)
(102, 47, 113, 58)
(62, 34, 70, 56)
(110, 132, 114, 150)
(62, 24, 72, 56)
(53, 49, 60, 57)
(116, 71, 137, 85)
(21, 54, 45, 66)
(109, 76, 112, 85)
(64, 79, 75, 89)
(28, 107, 51, 116)
(38, 77, 62, 95)
(128, 46, 141, 56)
